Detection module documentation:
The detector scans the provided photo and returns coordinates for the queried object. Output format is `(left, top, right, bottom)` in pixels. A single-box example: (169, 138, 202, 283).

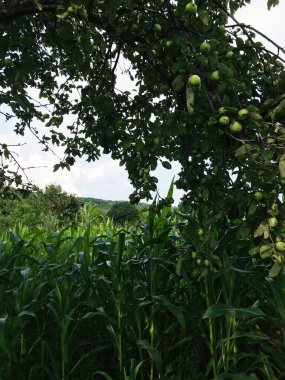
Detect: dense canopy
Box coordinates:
(1, 1, 285, 223)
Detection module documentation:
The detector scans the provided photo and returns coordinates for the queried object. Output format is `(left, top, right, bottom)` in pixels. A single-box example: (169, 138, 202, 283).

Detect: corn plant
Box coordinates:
(1, 190, 285, 379)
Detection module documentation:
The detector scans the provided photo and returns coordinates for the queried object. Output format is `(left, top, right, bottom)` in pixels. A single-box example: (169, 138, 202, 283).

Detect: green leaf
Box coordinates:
(161, 161, 172, 170)
(248, 201, 257, 216)
(235, 144, 253, 157)
(166, 178, 174, 199)
(203, 304, 265, 319)
(82, 308, 114, 322)
(153, 295, 185, 331)
(259, 245, 273, 259)
(172, 75, 185, 92)
(201, 139, 212, 153)
(94, 371, 113, 380)
(18, 310, 37, 319)
(268, 0, 280, 10)
(219, 330, 269, 343)
(231, 374, 259, 380)
(20, 267, 31, 279)
(268, 261, 282, 278)
(137, 340, 162, 373)
(198, 10, 209, 25)
(0, 316, 7, 331)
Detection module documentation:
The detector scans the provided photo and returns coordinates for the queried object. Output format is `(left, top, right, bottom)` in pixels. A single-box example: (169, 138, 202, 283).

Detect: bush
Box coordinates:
(0, 184, 80, 230)
(107, 201, 139, 224)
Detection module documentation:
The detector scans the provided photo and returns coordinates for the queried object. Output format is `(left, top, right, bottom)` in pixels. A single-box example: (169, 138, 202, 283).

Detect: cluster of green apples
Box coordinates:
(272, 234, 285, 267)
(199, 39, 235, 80)
(270, 197, 285, 263)
(188, 41, 233, 83)
(191, 251, 210, 267)
(190, 250, 223, 277)
(253, 192, 279, 211)
(218, 107, 250, 133)
(131, 16, 163, 35)
(211, 62, 235, 81)
(186, 72, 250, 134)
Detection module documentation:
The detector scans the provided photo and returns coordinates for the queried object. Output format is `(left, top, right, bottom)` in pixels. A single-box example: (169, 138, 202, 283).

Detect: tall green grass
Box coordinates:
(1, 196, 285, 379)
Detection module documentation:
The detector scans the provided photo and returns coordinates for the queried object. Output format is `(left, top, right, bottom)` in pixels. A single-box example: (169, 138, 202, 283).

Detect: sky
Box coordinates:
(1, 0, 285, 204)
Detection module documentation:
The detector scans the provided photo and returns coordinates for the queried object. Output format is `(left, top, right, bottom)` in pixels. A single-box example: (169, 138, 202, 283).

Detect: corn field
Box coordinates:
(1, 198, 285, 379)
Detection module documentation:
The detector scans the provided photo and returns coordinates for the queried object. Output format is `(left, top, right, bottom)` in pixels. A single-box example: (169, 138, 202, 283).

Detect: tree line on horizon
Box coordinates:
(0, 184, 150, 230)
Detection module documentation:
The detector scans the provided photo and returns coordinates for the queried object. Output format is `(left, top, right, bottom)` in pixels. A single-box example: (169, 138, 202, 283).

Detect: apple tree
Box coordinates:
(0, 0, 285, 271)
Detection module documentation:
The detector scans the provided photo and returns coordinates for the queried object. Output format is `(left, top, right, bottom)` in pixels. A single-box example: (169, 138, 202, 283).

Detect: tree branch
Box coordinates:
(0, 3, 57, 23)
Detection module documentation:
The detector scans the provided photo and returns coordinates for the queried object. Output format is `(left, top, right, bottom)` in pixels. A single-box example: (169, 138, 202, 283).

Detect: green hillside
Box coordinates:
(79, 197, 150, 212)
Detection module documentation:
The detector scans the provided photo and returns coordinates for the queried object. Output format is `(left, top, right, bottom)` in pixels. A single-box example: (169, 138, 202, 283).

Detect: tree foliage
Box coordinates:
(108, 201, 139, 224)
(1, 1, 285, 266)
(0, 184, 80, 229)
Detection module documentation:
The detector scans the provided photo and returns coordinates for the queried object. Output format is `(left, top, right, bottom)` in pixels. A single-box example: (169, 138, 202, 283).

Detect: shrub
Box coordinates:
(107, 201, 139, 224)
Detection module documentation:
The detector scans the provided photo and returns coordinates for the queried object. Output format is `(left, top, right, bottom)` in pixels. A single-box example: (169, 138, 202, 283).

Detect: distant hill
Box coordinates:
(79, 198, 150, 212)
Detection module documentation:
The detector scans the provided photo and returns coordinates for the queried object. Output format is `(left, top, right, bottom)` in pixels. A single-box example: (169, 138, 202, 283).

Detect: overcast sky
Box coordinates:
(1, 0, 285, 204)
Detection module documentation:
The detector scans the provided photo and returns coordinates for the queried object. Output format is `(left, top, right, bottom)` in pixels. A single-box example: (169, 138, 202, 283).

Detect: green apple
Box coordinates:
(188, 74, 201, 86)
(184, 2, 197, 15)
(165, 40, 174, 48)
(197, 228, 204, 236)
(154, 23, 161, 32)
(153, 137, 160, 145)
(219, 116, 229, 125)
(229, 121, 242, 133)
(269, 217, 278, 228)
(204, 259, 210, 267)
(276, 241, 285, 252)
(196, 258, 203, 265)
(238, 108, 249, 118)
(254, 191, 263, 201)
(211, 70, 220, 81)
(67, 5, 77, 14)
(200, 41, 211, 53)
(131, 23, 139, 32)
(192, 251, 197, 259)
(219, 25, 225, 32)
(226, 50, 234, 59)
